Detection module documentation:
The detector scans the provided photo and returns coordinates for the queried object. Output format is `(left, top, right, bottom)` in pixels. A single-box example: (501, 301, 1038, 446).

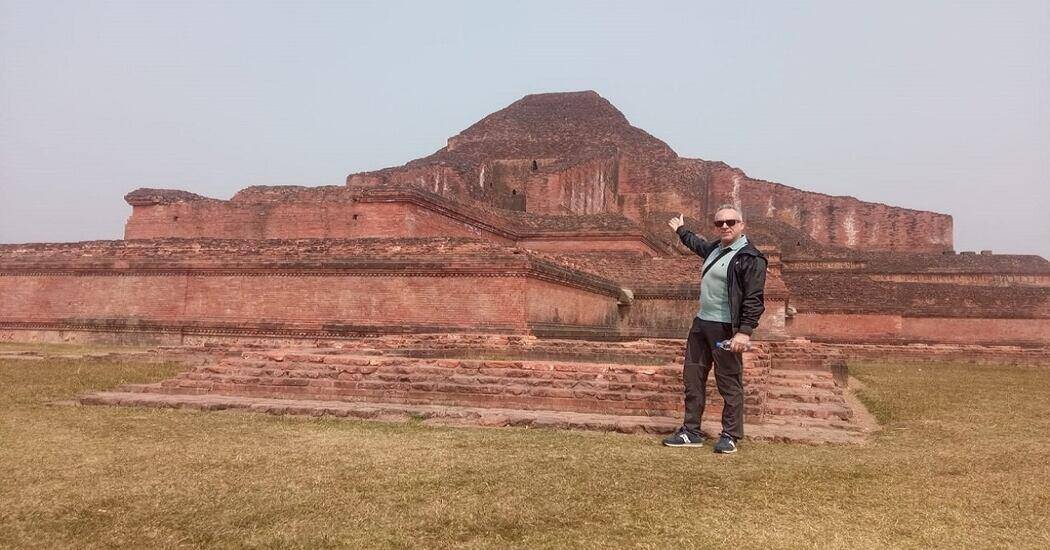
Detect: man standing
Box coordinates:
(662, 205, 767, 454)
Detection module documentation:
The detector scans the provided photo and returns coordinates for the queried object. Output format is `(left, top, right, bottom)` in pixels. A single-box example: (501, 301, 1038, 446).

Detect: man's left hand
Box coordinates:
(729, 333, 751, 353)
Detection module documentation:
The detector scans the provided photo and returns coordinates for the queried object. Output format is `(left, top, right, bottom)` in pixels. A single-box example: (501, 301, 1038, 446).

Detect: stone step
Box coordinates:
(146, 378, 684, 415)
(764, 399, 853, 421)
(764, 371, 841, 391)
(223, 355, 712, 381)
(157, 373, 763, 401)
(231, 352, 773, 375)
(179, 372, 769, 398)
(767, 369, 835, 381)
(236, 345, 802, 369)
(200, 364, 688, 386)
(182, 356, 773, 399)
(74, 341, 870, 444)
(765, 347, 840, 354)
(767, 378, 840, 391)
(759, 415, 868, 434)
(163, 375, 676, 402)
(76, 391, 863, 444)
(128, 374, 770, 419)
(153, 377, 764, 417)
(770, 358, 836, 371)
(231, 353, 691, 377)
(204, 357, 688, 387)
(255, 337, 691, 357)
(763, 351, 842, 360)
(765, 387, 846, 404)
(385, 347, 680, 366)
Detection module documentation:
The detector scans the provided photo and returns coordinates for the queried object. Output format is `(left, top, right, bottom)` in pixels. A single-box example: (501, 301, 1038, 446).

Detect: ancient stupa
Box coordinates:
(3, 91, 1047, 442)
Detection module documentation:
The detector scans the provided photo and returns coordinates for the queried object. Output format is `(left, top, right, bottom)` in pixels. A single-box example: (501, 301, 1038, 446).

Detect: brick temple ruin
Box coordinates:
(3, 91, 1048, 443)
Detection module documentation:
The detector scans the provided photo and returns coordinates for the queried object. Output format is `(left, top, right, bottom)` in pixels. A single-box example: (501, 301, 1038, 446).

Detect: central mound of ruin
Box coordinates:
(128, 90, 955, 255)
(3, 90, 1048, 443)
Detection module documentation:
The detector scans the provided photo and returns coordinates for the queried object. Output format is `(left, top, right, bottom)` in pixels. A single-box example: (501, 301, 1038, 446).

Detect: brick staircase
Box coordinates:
(757, 340, 864, 440)
(79, 336, 871, 444)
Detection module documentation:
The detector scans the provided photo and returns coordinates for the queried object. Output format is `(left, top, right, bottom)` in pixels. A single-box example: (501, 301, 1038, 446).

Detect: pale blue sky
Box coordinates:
(1, 0, 1047, 257)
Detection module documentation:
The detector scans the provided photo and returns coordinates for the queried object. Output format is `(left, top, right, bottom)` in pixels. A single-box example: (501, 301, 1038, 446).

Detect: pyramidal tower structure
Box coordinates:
(3, 91, 1048, 442)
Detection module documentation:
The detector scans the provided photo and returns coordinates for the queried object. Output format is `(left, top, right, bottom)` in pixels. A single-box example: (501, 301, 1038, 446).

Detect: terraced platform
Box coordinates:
(77, 336, 874, 444)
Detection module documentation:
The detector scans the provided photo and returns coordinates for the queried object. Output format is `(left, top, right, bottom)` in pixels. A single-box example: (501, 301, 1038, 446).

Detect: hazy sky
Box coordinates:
(2, 1, 1047, 257)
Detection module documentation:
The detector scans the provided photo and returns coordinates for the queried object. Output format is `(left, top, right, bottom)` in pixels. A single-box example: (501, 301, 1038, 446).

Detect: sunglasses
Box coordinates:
(713, 219, 740, 228)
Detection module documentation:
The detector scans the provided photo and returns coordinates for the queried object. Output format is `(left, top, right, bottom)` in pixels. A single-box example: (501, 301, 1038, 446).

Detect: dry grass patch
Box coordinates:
(0, 340, 154, 355)
(0, 354, 1048, 549)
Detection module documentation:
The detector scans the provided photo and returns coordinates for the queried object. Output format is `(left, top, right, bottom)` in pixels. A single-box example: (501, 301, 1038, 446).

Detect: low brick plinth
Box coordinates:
(74, 337, 872, 444)
(77, 392, 865, 444)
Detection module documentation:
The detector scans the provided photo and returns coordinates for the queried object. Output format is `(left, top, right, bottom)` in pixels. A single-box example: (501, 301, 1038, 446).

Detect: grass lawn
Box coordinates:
(0, 341, 154, 355)
(1, 353, 1048, 549)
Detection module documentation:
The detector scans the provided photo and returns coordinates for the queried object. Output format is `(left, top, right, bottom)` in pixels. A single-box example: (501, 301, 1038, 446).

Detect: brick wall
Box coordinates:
(788, 312, 1050, 345)
(0, 272, 529, 334)
(342, 155, 956, 255)
(516, 237, 656, 255)
(619, 297, 787, 340)
(868, 274, 1050, 287)
(349, 165, 469, 199)
(900, 317, 1050, 345)
(0, 238, 634, 343)
(526, 278, 619, 329)
(0, 274, 188, 320)
(707, 165, 953, 252)
(526, 156, 620, 215)
(827, 342, 1050, 366)
(125, 201, 513, 243)
(124, 194, 668, 255)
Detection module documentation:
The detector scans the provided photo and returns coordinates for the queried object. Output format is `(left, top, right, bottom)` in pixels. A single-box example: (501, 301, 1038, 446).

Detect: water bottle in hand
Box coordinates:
(716, 339, 750, 351)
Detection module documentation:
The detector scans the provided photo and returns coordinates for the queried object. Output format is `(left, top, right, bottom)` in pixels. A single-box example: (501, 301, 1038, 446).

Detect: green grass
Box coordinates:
(0, 341, 153, 355)
(1, 355, 1048, 549)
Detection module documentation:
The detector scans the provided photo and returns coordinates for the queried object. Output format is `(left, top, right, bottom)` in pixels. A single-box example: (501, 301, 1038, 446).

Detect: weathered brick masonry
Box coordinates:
(0, 238, 632, 342)
(3, 90, 1048, 441)
(781, 251, 1050, 345)
(124, 187, 665, 256)
(344, 91, 954, 253)
(107, 91, 1050, 346)
(124, 92, 954, 253)
(77, 336, 868, 444)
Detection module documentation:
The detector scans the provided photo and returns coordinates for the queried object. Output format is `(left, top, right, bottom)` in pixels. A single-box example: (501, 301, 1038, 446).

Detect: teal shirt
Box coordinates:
(697, 235, 748, 322)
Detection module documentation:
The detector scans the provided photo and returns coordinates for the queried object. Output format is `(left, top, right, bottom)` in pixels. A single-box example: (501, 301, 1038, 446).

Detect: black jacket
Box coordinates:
(676, 227, 768, 335)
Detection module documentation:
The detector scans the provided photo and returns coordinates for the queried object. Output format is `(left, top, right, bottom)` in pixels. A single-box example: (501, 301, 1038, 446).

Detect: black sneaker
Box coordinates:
(713, 435, 738, 454)
(662, 427, 705, 447)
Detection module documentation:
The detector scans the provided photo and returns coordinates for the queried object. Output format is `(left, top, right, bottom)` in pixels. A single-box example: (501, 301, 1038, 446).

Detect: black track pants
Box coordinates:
(681, 317, 744, 440)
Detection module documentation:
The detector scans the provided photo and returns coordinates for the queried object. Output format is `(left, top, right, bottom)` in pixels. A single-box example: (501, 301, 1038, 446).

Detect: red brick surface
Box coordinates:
(6, 91, 1046, 445)
(124, 187, 665, 255)
(340, 91, 953, 252)
(788, 313, 1050, 346)
(827, 342, 1050, 366)
(0, 238, 630, 341)
(125, 92, 955, 253)
(73, 337, 869, 444)
(4, 90, 1047, 393)
(706, 165, 953, 252)
(0, 237, 800, 343)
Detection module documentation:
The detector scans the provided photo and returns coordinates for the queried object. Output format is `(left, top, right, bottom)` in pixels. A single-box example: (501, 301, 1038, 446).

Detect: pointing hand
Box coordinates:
(667, 214, 685, 232)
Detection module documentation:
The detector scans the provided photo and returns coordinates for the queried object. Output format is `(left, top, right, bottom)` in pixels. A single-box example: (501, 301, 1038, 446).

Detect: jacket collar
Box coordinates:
(733, 237, 766, 259)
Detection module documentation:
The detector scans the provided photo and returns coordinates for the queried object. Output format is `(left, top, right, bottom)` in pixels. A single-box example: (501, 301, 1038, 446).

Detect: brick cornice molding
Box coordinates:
(0, 256, 624, 298)
(360, 188, 667, 254)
